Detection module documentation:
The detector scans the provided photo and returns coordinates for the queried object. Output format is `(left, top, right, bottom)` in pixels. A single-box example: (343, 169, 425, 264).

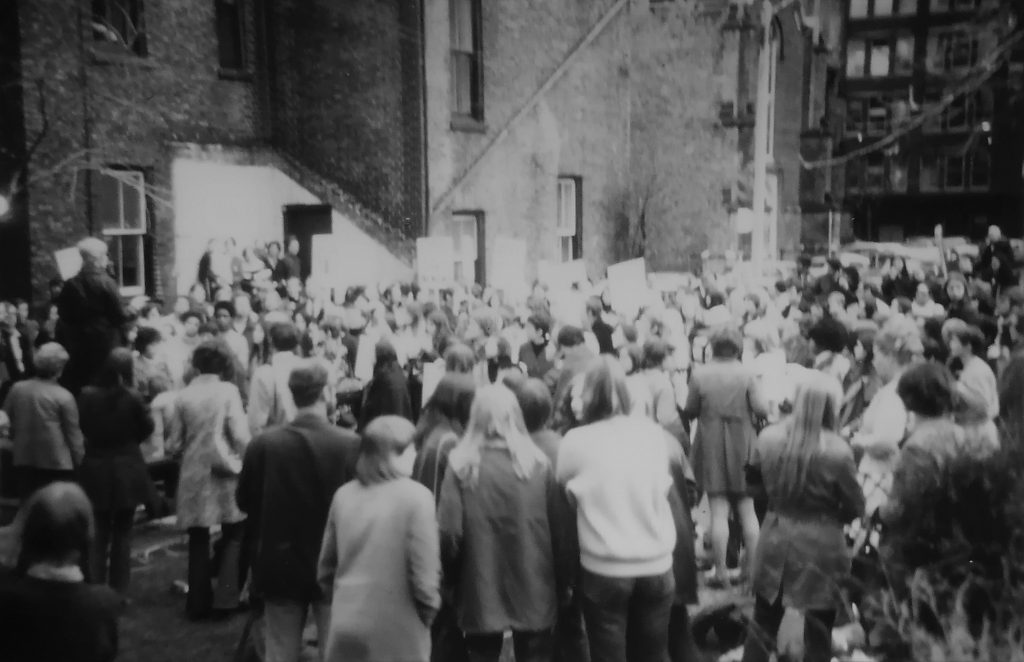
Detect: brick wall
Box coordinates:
(17, 0, 263, 302)
(264, 0, 425, 237)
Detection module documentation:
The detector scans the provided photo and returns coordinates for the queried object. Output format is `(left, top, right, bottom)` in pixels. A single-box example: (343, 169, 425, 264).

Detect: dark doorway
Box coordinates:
(283, 204, 332, 282)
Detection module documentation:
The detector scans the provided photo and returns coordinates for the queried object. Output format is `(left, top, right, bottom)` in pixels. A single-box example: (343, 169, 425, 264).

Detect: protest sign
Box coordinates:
(54, 247, 83, 281)
(607, 258, 647, 319)
(492, 237, 528, 301)
(417, 237, 455, 290)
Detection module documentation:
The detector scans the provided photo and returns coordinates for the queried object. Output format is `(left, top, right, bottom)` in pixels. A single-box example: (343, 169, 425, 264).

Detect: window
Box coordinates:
(95, 168, 148, 295)
(849, 0, 916, 17)
(935, 32, 979, 71)
(869, 40, 891, 76)
(846, 41, 866, 77)
(845, 97, 866, 134)
(971, 148, 990, 188)
(932, 0, 950, 11)
(918, 151, 989, 192)
(452, 212, 484, 285)
(215, 0, 246, 72)
(867, 97, 889, 134)
(557, 177, 583, 263)
(896, 0, 918, 14)
(894, 36, 914, 75)
(864, 153, 886, 191)
(450, 0, 483, 123)
(945, 94, 969, 130)
(91, 0, 146, 56)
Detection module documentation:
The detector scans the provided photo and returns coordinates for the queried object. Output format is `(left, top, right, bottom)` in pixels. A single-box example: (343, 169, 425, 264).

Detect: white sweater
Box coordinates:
(556, 416, 676, 578)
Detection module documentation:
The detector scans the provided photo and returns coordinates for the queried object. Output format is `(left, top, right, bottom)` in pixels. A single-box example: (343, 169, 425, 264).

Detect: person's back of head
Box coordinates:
(33, 343, 70, 381)
(17, 482, 94, 572)
(557, 325, 585, 350)
(288, 359, 330, 409)
(94, 348, 135, 389)
(444, 343, 476, 374)
(897, 362, 955, 418)
(268, 321, 300, 354)
(507, 378, 554, 434)
(356, 416, 416, 486)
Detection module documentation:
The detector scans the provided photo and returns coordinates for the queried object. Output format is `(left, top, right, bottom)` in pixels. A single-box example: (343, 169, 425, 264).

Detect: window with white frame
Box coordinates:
(95, 168, 148, 296)
(556, 177, 582, 263)
(452, 212, 480, 285)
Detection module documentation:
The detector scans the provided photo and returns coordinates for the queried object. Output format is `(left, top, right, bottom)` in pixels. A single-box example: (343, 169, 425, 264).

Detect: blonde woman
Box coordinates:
(743, 371, 864, 662)
(437, 385, 569, 662)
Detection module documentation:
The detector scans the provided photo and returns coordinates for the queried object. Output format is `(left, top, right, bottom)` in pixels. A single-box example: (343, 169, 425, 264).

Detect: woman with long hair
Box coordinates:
(0, 483, 122, 662)
(166, 340, 250, 619)
(318, 416, 441, 662)
(683, 326, 768, 587)
(742, 371, 864, 662)
(438, 385, 567, 662)
(77, 348, 155, 594)
(412, 373, 477, 501)
(557, 356, 681, 662)
(359, 339, 413, 430)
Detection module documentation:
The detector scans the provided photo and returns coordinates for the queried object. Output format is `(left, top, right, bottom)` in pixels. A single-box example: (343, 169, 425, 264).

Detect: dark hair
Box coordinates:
(191, 340, 235, 380)
(851, 326, 877, 364)
(95, 348, 134, 389)
(527, 312, 552, 340)
(198, 321, 220, 337)
(214, 301, 236, 318)
(17, 482, 95, 570)
(413, 374, 477, 450)
(707, 291, 727, 308)
(268, 322, 300, 352)
(709, 326, 743, 359)
(180, 310, 203, 324)
(374, 339, 399, 372)
(641, 338, 670, 370)
(580, 356, 632, 424)
(444, 343, 476, 374)
(508, 378, 554, 433)
(134, 326, 163, 354)
(808, 317, 849, 354)
(894, 297, 913, 315)
(288, 360, 330, 408)
(267, 240, 282, 252)
(897, 363, 955, 418)
(557, 325, 585, 349)
(356, 416, 415, 485)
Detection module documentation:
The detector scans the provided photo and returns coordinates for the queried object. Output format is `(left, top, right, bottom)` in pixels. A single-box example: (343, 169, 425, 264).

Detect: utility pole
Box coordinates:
(750, 0, 773, 274)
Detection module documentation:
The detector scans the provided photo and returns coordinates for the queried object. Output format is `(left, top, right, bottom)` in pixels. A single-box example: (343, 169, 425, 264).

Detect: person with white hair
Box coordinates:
(2, 342, 84, 499)
(54, 237, 128, 394)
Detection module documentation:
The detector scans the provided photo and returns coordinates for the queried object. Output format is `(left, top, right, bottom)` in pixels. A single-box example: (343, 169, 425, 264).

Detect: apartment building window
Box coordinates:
(216, 0, 246, 72)
(849, 0, 916, 17)
(867, 97, 889, 134)
(846, 41, 866, 77)
(92, 0, 146, 56)
(869, 40, 891, 77)
(452, 212, 484, 285)
(894, 36, 915, 75)
(919, 150, 990, 192)
(864, 153, 886, 191)
(451, 0, 484, 124)
(931, 31, 979, 72)
(932, 0, 979, 12)
(845, 98, 867, 134)
(557, 177, 583, 263)
(95, 168, 149, 296)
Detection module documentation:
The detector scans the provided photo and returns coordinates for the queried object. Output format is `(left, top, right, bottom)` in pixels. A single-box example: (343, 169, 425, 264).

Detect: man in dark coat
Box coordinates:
(55, 238, 127, 395)
(237, 359, 360, 662)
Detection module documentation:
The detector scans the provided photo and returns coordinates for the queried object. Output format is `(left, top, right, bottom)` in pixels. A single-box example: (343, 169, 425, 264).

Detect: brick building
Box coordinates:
(1, 0, 415, 303)
(834, 0, 1024, 241)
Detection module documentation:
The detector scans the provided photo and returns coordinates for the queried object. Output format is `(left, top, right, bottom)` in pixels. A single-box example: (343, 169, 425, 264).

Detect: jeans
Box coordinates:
(741, 596, 836, 662)
(464, 630, 554, 662)
(263, 600, 329, 662)
(93, 508, 135, 592)
(580, 569, 675, 662)
(554, 598, 590, 662)
(186, 522, 245, 619)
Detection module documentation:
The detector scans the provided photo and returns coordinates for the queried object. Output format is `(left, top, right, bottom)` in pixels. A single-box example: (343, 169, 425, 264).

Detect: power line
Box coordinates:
(800, 28, 1024, 170)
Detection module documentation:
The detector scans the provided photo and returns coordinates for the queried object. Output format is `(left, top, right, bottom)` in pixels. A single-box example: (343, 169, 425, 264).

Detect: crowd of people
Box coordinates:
(0, 225, 1023, 662)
